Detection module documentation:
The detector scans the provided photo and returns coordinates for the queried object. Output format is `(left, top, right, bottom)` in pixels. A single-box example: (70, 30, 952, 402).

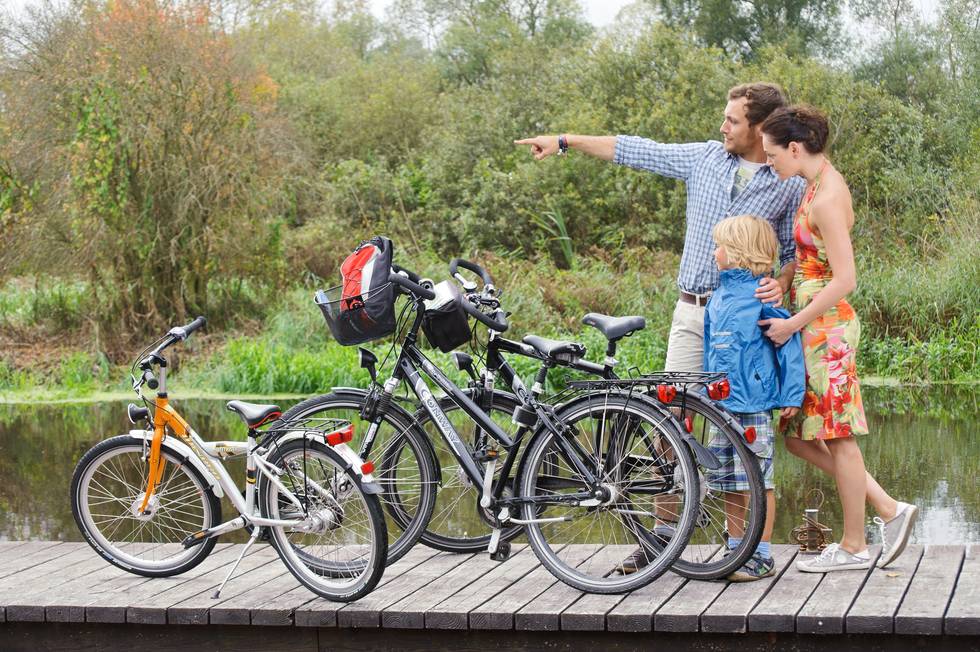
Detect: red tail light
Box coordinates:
(326, 424, 355, 446)
(657, 384, 677, 404)
(361, 461, 375, 475)
(684, 416, 693, 433)
(744, 426, 756, 444)
(707, 379, 731, 401)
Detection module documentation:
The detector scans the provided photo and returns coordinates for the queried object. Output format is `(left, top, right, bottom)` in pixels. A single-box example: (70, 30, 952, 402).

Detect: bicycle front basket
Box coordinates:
(315, 282, 397, 346)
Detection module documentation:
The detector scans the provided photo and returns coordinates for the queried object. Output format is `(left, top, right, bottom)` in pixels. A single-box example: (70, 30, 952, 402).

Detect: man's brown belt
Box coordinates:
(680, 291, 711, 307)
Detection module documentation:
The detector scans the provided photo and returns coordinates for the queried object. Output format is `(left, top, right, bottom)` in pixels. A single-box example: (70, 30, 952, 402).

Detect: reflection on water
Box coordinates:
(0, 385, 976, 544)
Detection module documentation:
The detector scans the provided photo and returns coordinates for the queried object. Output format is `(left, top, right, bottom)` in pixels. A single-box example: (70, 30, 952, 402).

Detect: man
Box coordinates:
(515, 82, 804, 578)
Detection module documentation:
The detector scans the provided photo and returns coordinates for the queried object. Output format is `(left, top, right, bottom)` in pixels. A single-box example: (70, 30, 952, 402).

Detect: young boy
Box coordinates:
(705, 214, 805, 581)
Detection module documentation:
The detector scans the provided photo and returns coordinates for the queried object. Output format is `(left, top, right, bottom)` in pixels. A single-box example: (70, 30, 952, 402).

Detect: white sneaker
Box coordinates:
(796, 543, 872, 573)
(875, 501, 918, 568)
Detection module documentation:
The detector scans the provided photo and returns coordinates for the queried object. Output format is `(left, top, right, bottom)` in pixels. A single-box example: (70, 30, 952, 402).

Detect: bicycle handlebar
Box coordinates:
(388, 270, 436, 300)
(168, 316, 206, 341)
(449, 258, 494, 291)
(461, 298, 509, 332)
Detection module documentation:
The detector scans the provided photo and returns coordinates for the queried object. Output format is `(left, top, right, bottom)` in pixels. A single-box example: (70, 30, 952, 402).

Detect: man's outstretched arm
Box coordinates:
(514, 135, 616, 161)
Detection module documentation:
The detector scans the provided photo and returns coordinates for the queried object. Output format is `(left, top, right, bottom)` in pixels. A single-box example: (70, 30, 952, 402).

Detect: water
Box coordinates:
(0, 385, 976, 545)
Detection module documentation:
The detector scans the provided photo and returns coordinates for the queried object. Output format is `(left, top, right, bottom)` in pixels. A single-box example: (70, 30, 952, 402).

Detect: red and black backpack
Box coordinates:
(316, 236, 397, 346)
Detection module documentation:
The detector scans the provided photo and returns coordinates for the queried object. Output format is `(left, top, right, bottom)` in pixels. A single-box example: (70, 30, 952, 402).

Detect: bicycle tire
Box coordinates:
(666, 390, 766, 580)
(517, 392, 700, 593)
(71, 435, 221, 577)
(259, 437, 387, 602)
(272, 391, 437, 564)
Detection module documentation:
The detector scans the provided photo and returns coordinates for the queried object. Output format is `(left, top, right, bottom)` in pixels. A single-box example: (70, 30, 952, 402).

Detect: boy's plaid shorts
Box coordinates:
(705, 411, 774, 492)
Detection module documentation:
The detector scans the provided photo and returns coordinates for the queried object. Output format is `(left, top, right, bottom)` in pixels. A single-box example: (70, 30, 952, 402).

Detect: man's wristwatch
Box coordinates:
(557, 134, 568, 156)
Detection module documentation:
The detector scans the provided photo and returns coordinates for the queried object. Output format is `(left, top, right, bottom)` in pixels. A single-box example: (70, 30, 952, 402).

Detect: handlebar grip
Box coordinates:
(143, 369, 159, 390)
(391, 264, 422, 284)
(449, 258, 493, 287)
(388, 271, 436, 300)
(461, 299, 509, 332)
(169, 316, 207, 341)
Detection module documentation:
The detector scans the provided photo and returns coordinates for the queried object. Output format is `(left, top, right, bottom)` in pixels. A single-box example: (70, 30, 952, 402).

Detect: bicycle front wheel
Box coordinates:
(260, 437, 387, 602)
(71, 435, 221, 577)
(517, 393, 699, 593)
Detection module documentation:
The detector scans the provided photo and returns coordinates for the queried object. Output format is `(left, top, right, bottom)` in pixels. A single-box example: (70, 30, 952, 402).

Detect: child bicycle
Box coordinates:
(281, 238, 703, 593)
(69, 317, 388, 602)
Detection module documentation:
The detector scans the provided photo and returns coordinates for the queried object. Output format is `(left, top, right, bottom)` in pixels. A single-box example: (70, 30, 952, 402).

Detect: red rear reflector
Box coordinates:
(707, 382, 721, 400)
(361, 461, 375, 475)
(326, 424, 355, 446)
(684, 416, 693, 433)
(744, 426, 756, 444)
(718, 378, 731, 399)
(657, 384, 677, 404)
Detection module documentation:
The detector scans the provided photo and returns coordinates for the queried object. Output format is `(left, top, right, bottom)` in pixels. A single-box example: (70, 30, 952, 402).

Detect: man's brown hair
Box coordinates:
(728, 83, 788, 126)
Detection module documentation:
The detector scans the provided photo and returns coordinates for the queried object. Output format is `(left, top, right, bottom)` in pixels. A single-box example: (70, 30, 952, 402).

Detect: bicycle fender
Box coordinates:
(126, 430, 225, 498)
(273, 430, 383, 494)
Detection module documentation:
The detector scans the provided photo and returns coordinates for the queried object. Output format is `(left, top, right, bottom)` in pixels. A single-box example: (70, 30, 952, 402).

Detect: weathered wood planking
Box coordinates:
(654, 545, 729, 632)
(747, 547, 824, 632)
(945, 544, 980, 636)
(796, 546, 880, 634)
(845, 544, 923, 634)
(700, 544, 797, 633)
(894, 544, 964, 635)
(513, 544, 608, 631)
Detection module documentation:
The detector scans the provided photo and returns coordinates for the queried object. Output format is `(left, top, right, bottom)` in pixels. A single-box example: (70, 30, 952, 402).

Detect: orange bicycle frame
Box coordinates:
(138, 396, 191, 514)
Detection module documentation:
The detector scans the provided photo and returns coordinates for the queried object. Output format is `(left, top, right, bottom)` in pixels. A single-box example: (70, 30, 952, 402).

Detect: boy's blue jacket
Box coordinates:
(704, 268, 805, 413)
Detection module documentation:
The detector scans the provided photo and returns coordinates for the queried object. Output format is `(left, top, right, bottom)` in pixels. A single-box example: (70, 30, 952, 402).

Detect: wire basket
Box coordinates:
(315, 282, 397, 346)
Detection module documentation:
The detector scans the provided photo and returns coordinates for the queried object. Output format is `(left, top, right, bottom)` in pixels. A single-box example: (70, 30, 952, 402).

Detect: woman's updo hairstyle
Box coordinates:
(760, 105, 829, 154)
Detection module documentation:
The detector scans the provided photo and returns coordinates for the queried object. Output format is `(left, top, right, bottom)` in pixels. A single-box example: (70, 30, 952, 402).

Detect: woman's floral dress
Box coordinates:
(787, 168, 869, 440)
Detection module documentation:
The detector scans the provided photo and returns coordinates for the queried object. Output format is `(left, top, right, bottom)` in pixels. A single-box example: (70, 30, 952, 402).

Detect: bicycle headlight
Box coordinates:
(127, 403, 150, 425)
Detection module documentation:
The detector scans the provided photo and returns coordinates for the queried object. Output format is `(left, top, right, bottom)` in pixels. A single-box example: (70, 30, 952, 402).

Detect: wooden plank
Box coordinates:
(129, 547, 279, 625)
(748, 548, 824, 632)
(209, 569, 307, 626)
(337, 551, 472, 628)
(946, 544, 980, 635)
(796, 546, 880, 634)
(700, 544, 797, 633)
(382, 547, 529, 629)
(604, 570, 689, 632)
(424, 545, 540, 630)
(654, 545, 729, 632)
(514, 544, 609, 631)
(0, 544, 108, 621)
(895, 544, 964, 635)
(468, 545, 597, 630)
(846, 544, 923, 634)
(0, 542, 64, 581)
(293, 544, 441, 628)
(83, 545, 242, 623)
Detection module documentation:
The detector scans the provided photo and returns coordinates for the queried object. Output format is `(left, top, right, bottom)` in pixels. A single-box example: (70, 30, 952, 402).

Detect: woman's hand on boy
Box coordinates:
(754, 276, 784, 305)
(758, 316, 798, 346)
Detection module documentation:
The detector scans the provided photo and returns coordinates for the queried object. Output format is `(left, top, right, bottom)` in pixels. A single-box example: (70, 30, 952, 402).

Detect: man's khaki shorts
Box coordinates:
(664, 299, 706, 372)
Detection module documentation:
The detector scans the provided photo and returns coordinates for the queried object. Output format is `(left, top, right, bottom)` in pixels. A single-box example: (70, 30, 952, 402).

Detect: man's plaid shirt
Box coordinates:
(614, 136, 804, 295)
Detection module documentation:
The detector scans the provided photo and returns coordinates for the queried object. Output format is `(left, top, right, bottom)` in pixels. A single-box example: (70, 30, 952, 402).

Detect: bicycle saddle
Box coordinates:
(523, 334, 586, 359)
(581, 313, 646, 340)
(226, 400, 282, 429)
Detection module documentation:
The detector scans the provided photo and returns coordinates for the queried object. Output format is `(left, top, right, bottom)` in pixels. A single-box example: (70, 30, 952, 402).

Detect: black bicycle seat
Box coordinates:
(226, 401, 282, 429)
(523, 334, 586, 359)
(581, 313, 646, 340)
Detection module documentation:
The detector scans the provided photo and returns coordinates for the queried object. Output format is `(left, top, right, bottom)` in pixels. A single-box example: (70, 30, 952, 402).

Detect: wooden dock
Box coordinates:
(0, 540, 976, 651)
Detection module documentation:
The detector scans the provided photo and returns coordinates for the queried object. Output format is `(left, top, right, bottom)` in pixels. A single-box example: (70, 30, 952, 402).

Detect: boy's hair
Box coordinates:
(727, 83, 788, 126)
(713, 215, 778, 276)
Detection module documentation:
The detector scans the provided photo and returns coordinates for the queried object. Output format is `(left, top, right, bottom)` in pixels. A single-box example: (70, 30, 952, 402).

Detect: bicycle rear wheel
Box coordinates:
(517, 393, 699, 593)
(260, 437, 387, 602)
(667, 391, 766, 580)
(71, 435, 220, 577)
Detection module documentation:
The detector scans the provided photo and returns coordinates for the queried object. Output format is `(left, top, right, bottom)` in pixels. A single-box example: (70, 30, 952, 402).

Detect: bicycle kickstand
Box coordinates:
(213, 526, 261, 599)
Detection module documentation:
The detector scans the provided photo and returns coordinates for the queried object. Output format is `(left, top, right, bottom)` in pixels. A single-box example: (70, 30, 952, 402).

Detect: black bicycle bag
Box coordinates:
(421, 280, 472, 353)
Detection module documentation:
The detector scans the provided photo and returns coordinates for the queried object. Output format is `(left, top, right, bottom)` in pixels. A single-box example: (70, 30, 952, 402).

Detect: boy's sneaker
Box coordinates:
(727, 552, 775, 582)
(611, 526, 675, 575)
(796, 543, 872, 573)
(875, 501, 918, 568)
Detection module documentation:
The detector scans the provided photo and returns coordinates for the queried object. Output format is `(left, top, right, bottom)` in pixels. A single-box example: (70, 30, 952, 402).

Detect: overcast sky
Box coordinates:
(2, 0, 940, 29)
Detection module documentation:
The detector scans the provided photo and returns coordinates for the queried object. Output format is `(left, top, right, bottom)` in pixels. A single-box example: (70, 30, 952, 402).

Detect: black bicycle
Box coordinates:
(279, 259, 702, 593)
(408, 259, 766, 581)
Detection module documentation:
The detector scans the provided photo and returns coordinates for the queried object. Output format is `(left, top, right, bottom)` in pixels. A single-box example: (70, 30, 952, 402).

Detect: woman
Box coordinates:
(757, 106, 917, 572)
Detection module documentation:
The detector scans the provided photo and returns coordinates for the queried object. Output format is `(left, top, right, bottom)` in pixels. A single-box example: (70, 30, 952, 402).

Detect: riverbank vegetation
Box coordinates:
(1, 0, 977, 398)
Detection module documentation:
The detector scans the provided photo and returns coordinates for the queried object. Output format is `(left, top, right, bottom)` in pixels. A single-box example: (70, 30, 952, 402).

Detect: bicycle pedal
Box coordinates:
(489, 541, 511, 562)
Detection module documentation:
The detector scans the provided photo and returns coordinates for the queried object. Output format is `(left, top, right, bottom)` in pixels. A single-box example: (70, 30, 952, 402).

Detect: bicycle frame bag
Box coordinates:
(315, 236, 397, 346)
(421, 280, 472, 352)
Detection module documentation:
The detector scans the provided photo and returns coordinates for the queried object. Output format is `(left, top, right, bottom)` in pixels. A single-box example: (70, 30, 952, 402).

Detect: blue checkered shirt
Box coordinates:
(614, 136, 804, 295)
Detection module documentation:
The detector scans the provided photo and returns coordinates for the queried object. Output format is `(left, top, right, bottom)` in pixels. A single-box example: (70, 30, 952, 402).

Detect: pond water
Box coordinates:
(0, 384, 976, 545)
